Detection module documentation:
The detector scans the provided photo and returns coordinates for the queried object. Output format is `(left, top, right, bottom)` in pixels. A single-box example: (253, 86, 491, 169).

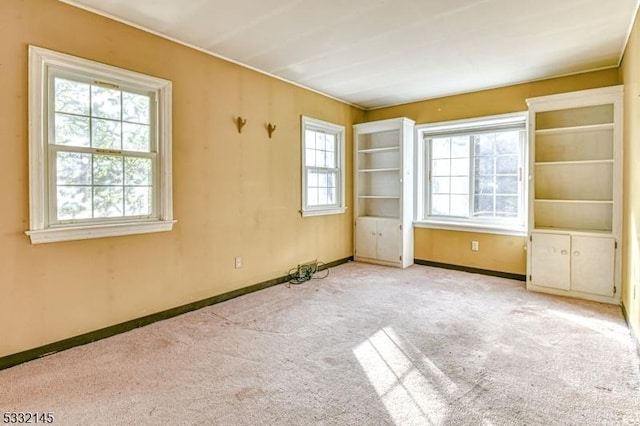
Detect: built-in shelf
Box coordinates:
(358, 168, 400, 173)
(535, 159, 613, 166)
(535, 199, 613, 204)
(532, 227, 615, 236)
(535, 123, 614, 135)
(357, 215, 401, 220)
(357, 146, 400, 154)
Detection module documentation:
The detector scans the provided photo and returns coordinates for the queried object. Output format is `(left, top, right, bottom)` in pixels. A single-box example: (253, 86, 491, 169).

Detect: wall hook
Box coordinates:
(267, 123, 277, 138)
(235, 116, 247, 133)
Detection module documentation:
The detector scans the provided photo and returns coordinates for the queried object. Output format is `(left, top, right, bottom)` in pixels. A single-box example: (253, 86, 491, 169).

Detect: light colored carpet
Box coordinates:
(1, 262, 639, 425)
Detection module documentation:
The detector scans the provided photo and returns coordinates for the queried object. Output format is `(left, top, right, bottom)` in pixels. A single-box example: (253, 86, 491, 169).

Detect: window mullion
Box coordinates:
(468, 135, 474, 219)
(48, 144, 57, 226)
(426, 138, 432, 219)
(519, 130, 526, 223)
(89, 81, 95, 220)
(119, 91, 125, 218)
(496, 140, 501, 218)
(48, 73, 57, 226)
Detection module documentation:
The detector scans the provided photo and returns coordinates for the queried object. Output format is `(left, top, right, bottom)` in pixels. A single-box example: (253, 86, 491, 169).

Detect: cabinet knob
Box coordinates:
(371, 232, 376, 236)
(561, 250, 568, 255)
(573, 251, 580, 256)
(378, 233, 382, 236)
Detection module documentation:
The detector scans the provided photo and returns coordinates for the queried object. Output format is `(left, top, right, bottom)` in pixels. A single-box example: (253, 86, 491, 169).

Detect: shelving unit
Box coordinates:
(353, 117, 414, 267)
(526, 85, 623, 304)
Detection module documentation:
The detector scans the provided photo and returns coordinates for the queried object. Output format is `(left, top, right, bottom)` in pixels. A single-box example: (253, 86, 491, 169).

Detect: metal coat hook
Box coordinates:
(267, 123, 277, 138)
(235, 116, 247, 133)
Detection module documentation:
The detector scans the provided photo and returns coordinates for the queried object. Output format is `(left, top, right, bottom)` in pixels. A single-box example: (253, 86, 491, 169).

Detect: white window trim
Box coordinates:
(414, 112, 528, 235)
(301, 116, 347, 217)
(413, 220, 527, 237)
(26, 46, 176, 244)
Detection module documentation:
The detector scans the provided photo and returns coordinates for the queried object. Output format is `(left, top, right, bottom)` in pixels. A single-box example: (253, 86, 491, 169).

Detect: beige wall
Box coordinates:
(414, 229, 526, 275)
(366, 70, 621, 275)
(365, 69, 620, 124)
(0, 0, 363, 358)
(621, 8, 640, 345)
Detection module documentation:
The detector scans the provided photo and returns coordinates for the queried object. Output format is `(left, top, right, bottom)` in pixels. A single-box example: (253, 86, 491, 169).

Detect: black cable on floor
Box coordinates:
(286, 260, 329, 286)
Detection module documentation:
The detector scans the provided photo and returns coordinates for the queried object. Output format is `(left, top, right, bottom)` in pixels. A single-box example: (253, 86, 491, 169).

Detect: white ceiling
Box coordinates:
(62, 0, 639, 110)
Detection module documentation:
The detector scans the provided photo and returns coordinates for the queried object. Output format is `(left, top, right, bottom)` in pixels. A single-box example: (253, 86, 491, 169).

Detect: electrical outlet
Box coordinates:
(235, 256, 242, 269)
(471, 241, 479, 251)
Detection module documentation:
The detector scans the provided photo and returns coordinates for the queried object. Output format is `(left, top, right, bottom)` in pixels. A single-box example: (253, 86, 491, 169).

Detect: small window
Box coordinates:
(26, 46, 175, 244)
(417, 113, 527, 234)
(301, 116, 346, 217)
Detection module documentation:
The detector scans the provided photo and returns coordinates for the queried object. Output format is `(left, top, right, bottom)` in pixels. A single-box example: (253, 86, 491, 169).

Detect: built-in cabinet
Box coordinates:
(529, 233, 616, 296)
(355, 217, 402, 264)
(353, 117, 414, 268)
(526, 86, 622, 304)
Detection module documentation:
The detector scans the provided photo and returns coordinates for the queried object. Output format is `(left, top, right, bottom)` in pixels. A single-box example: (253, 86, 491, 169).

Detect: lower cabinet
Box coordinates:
(528, 232, 616, 300)
(530, 233, 571, 290)
(355, 217, 403, 266)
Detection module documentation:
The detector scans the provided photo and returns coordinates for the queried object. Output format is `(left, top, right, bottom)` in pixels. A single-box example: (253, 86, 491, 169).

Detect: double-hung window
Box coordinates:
(301, 116, 346, 217)
(26, 46, 174, 244)
(416, 113, 527, 234)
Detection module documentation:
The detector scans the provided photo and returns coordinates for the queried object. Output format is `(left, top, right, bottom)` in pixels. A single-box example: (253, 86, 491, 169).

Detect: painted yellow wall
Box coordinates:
(620, 8, 640, 345)
(414, 229, 526, 275)
(365, 69, 620, 124)
(0, 0, 363, 358)
(365, 70, 621, 275)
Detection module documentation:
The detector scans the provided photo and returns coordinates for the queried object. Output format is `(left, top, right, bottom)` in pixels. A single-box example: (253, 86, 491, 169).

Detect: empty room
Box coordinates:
(2, 0, 640, 424)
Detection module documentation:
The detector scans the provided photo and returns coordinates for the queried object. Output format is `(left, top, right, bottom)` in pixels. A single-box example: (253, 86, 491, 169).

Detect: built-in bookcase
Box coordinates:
(526, 86, 623, 304)
(357, 129, 402, 219)
(354, 118, 414, 268)
(533, 102, 616, 233)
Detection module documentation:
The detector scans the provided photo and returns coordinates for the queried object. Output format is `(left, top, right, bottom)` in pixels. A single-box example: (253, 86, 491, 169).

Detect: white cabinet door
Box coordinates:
(355, 219, 377, 260)
(531, 233, 571, 290)
(571, 236, 615, 296)
(355, 218, 401, 264)
(376, 220, 401, 263)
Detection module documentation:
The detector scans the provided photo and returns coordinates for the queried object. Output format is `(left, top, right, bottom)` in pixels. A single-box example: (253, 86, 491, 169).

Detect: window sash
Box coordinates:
(47, 71, 160, 225)
(424, 125, 526, 226)
(48, 145, 158, 225)
(305, 166, 339, 208)
(301, 116, 345, 216)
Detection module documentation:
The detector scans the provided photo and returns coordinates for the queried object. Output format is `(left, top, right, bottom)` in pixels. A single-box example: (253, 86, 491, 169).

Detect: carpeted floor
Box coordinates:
(1, 262, 639, 425)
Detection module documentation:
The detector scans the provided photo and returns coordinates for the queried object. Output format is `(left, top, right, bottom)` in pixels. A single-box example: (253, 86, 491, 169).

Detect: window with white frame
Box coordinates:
(416, 113, 527, 233)
(301, 116, 346, 217)
(26, 46, 175, 244)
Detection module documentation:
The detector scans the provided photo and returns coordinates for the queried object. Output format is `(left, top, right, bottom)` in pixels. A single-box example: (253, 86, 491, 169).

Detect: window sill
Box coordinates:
(301, 207, 347, 217)
(413, 220, 526, 237)
(25, 220, 177, 244)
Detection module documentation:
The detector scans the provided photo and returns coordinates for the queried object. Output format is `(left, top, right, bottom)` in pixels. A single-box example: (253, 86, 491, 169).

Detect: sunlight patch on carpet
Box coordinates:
(353, 327, 454, 425)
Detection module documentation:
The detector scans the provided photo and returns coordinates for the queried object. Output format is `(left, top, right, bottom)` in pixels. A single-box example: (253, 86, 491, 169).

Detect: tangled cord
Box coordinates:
(287, 261, 329, 286)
